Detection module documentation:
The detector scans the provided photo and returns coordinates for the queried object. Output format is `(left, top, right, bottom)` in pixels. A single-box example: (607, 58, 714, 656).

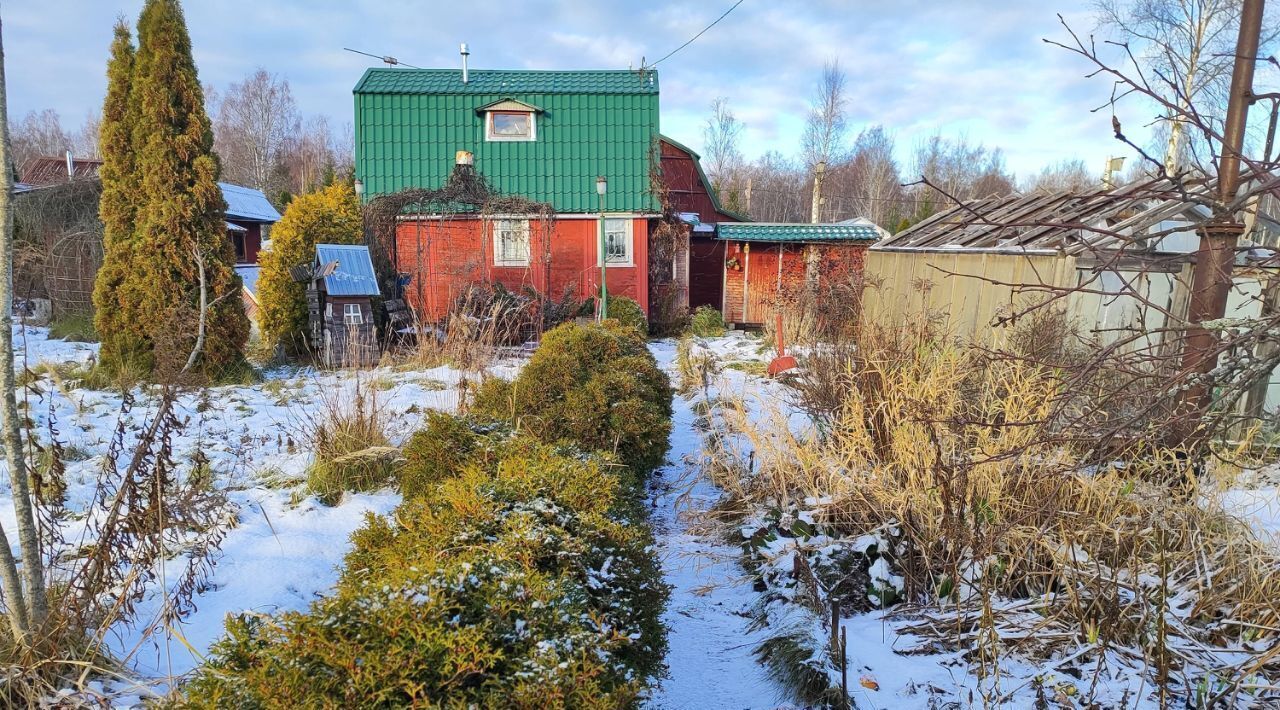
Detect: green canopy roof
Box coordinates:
(716, 223, 881, 243)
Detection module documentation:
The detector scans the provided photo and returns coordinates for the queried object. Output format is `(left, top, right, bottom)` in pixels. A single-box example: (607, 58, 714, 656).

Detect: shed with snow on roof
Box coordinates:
(307, 244, 381, 367)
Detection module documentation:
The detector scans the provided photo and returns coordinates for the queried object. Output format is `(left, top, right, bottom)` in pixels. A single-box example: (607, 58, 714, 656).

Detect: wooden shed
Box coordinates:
(716, 222, 879, 326)
(866, 175, 1280, 411)
(308, 244, 381, 367)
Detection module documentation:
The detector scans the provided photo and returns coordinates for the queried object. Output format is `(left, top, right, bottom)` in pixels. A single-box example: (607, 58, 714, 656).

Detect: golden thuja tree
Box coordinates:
(95, 0, 248, 378)
(257, 182, 361, 352)
(91, 20, 138, 368)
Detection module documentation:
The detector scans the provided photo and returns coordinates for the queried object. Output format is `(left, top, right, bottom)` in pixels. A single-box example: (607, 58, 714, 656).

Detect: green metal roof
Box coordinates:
(354, 69, 660, 213)
(716, 223, 881, 243)
(354, 68, 658, 96)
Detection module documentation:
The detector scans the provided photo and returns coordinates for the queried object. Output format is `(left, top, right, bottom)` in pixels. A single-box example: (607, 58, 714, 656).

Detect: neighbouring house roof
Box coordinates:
(837, 217, 891, 239)
(235, 265, 260, 301)
(717, 222, 882, 243)
(225, 221, 247, 233)
(316, 244, 380, 296)
(220, 182, 282, 223)
(877, 174, 1280, 255)
(659, 134, 750, 223)
(19, 156, 103, 185)
(353, 68, 660, 213)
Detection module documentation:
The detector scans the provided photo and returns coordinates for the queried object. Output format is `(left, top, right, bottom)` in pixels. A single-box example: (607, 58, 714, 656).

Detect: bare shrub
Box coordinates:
(404, 283, 588, 373)
(711, 319, 1280, 705)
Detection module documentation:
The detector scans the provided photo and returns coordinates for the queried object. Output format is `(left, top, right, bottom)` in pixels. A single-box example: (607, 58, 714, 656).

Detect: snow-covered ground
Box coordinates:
(651, 332, 1280, 709)
(644, 337, 777, 708)
(6, 324, 1279, 706)
(0, 325, 517, 696)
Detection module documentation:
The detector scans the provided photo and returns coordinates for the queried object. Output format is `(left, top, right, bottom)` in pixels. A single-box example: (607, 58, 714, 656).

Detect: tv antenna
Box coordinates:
(344, 47, 420, 69)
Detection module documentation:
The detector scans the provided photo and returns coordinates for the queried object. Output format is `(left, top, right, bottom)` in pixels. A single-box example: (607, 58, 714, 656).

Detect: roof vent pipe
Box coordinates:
(460, 42, 470, 84)
(65, 149, 73, 180)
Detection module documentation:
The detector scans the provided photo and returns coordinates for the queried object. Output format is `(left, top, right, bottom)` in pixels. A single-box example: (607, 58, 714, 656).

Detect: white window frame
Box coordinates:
(485, 110, 536, 142)
(599, 217, 634, 267)
(343, 303, 363, 325)
(493, 219, 531, 267)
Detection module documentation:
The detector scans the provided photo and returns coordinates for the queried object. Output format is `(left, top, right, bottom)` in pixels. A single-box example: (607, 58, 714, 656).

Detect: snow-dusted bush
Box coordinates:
(181, 433, 668, 707)
(398, 410, 481, 498)
(472, 320, 672, 473)
(606, 295, 648, 336)
(689, 305, 726, 338)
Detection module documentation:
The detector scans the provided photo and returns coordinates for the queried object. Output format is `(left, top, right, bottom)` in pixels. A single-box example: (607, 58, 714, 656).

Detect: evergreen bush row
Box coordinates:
(181, 322, 675, 706)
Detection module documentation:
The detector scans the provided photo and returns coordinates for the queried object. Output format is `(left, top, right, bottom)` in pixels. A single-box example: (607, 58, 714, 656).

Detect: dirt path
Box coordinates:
(643, 340, 778, 709)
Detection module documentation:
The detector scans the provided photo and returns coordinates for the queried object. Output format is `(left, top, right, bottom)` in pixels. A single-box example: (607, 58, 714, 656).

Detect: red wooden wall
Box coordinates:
(393, 216, 649, 322)
(722, 242, 868, 325)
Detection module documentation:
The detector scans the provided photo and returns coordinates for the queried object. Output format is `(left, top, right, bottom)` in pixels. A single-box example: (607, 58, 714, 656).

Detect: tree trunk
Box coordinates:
(0, 14, 47, 635)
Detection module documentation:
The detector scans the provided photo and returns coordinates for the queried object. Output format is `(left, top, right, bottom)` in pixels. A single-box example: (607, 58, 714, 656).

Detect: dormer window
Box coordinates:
(489, 111, 533, 141)
(478, 99, 541, 142)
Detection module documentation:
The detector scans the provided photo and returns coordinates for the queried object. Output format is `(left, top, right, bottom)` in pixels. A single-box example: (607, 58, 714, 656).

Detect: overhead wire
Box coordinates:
(645, 0, 745, 69)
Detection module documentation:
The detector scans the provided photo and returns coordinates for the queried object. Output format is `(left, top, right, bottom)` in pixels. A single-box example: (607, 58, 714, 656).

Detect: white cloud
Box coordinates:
(3, 0, 1155, 177)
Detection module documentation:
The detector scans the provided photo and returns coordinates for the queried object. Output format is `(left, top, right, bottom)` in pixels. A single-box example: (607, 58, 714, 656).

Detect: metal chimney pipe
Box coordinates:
(460, 43, 470, 84)
(65, 149, 73, 180)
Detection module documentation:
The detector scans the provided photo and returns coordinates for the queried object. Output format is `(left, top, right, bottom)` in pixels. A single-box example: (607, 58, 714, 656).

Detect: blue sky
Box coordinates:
(6, 1, 1157, 178)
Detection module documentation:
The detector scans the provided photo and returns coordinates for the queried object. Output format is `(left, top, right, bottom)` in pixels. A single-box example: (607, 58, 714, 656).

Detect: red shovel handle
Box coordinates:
(775, 313, 785, 357)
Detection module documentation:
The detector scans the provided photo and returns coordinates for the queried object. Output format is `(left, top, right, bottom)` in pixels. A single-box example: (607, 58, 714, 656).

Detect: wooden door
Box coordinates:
(745, 245, 780, 324)
(688, 237, 725, 311)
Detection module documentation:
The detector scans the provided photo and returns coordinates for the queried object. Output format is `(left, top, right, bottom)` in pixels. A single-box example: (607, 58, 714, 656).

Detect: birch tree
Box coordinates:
(1094, 0, 1272, 174)
(214, 68, 299, 198)
(0, 11, 48, 642)
(801, 60, 848, 169)
(702, 96, 744, 194)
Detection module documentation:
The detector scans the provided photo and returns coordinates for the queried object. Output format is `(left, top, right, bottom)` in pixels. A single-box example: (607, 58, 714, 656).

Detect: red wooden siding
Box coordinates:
(228, 221, 262, 265)
(659, 140, 742, 225)
(659, 138, 741, 316)
(394, 216, 650, 322)
(722, 242, 868, 324)
(688, 238, 725, 311)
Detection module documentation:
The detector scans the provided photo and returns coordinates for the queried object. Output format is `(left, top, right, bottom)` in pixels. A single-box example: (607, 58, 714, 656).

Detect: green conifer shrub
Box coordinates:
(181, 432, 668, 707)
(92, 20, 139, 370)
(256, 183, 362, 352)
(94, 0, 248, 379)
(398, 410, 482, 499)
(690, 305, 727, 337)
(606, 295, 648, 335)
(471, 321, 672, 473)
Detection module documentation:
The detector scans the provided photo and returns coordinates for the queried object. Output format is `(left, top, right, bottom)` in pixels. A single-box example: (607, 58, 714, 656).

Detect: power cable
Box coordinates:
(344, 47, 420, 69)
(646, 0, 745, 69)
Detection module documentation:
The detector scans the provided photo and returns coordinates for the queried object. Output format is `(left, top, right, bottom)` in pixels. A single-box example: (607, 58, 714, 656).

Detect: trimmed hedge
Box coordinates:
(181, 431, 668, 708)
(607, 296, 648, 336)
(471, 320, 673, 473)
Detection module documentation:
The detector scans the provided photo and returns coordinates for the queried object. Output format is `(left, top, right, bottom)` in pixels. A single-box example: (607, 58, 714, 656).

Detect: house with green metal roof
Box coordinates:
(353, 66, 665, 322)
(351, 64, 879, 329)
(353, 67, 659, 213)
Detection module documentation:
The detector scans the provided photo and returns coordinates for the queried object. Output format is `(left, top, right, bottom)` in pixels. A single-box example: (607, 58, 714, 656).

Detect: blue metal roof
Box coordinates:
(316, 244, 380, 296)
(235, 265, 260, 299)
(716, 222, 881, 243)
(220, 182, 281, 223)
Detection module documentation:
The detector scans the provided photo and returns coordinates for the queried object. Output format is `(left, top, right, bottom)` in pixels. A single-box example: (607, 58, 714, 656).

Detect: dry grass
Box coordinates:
(298, 371, 398, 505)
(705, 320, 1280, 705)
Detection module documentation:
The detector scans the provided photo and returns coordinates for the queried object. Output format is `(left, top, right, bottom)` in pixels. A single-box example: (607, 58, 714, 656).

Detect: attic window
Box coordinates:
(486, 111, 535, 142)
